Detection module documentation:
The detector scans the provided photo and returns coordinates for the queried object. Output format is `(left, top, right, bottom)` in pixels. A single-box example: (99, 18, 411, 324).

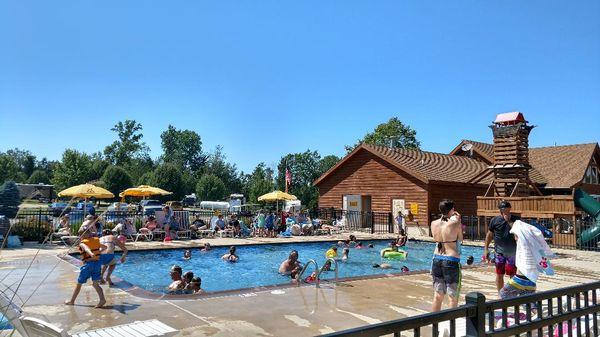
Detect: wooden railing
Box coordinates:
(477, 195, 575, 218)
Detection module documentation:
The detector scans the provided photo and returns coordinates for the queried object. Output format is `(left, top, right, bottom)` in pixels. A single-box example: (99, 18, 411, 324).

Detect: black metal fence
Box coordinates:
(321, 280, 600, 337)
(313, 208, 395, 234)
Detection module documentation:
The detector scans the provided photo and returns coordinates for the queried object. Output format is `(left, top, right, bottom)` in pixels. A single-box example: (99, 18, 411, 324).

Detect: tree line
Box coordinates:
(0, 117, 419, 210)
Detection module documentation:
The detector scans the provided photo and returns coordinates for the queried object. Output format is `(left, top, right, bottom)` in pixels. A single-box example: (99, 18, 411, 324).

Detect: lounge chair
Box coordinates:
(218, 229, 234, 238)
(197, 229, 215, 238)
(19, 317, 177, 337)
(174, 211, 191, 239)
(0, 291, 178, 337)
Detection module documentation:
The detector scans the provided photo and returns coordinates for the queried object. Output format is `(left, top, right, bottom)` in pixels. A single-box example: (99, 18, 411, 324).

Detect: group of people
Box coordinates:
(65, 215, 128, 308)
(254, 209, 316, 237)
(167, 264, 202, 294)
(430, 199, 554, 312)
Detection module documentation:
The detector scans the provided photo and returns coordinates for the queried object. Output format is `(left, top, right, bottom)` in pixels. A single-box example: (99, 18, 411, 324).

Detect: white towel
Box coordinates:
(510, 220, 555, 282)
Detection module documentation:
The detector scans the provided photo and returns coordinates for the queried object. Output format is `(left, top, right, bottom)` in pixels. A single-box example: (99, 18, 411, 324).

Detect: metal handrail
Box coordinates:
(317, 258, 339, 285)
(298, 259, 319, 288)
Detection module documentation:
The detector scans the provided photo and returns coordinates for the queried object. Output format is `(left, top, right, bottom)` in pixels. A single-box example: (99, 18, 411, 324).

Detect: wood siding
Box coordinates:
(317, 149, 430, 225)
(429, 183, 487, 220)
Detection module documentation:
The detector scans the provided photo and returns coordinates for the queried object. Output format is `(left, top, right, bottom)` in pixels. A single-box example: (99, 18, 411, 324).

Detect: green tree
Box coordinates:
(181, 171, 197, 196)
(35, 157, 58, 180)
(6, 148, 36, 177)
(126, 157, 155, 184)
(345, 117, 420, 153)
(0, 181, 21, 218)
(196, 174, 227, 201)
(90, 152, 109, 182)
(27, 170, 51, 184)
(275, 151, 341, 210)
(204, 146, 242, 195)
(247, 163, 274, 203)
(137, 171, 155, 186)
(319, 155, 340, 174)
(101, 166, 133, 198)
(104, 120, 149, 166)
(52, 149, 93, 191)
(276, 151, 323, 210)
(153, 163, 183, 200)
(160, 125, 207, 172)
(0, 154, 20, 184)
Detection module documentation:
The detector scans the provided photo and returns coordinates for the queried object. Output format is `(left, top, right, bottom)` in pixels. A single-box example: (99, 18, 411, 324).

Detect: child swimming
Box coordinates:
(221, 246, 239, 262)
(183, 250, 192, 260)
(325, 246, 338, 259)
(342, 248, 350, 261)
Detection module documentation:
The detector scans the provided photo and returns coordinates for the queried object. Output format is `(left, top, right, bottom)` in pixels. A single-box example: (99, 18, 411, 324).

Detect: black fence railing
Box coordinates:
(1, 208, 256, 242)
(321, 280, 600, 337)
(432, 213, 600, 252)
(313, 208, 395, 234)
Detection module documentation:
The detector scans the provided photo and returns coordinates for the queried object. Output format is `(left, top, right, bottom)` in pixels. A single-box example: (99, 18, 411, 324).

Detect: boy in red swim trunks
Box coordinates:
(484, 200, 519, 292)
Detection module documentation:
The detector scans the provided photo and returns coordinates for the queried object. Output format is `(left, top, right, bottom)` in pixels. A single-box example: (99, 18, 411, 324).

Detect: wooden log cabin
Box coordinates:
(314, 112, 600, 241)
(313, 143, 491, 232)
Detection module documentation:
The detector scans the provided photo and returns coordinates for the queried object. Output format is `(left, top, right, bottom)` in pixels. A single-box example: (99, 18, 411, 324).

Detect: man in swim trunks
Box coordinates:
(484, 200, 519, 292)
(279, 250, 302, 275)
(430, 199, 462, 312)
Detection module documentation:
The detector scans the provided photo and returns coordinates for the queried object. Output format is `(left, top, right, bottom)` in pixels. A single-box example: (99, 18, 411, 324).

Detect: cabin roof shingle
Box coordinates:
(314, 144, 490, 186)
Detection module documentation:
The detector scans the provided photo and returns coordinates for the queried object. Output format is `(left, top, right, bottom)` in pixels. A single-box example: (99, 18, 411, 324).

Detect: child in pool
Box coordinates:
(221, 246, 239, 262)
(183, 250, 192, 260)
(201, 243, 211, 252)
(355, 242, 364, 249)
(401, 266, 410, 272)
(373, 263, 392, 269)
(342, 248, 350, 261)
(466, 255, 474, 265)
(325, 246, 338, 259)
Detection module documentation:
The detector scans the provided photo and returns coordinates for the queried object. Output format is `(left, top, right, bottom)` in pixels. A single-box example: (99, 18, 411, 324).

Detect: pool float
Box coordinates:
(325, 248, 338, 259)
(380, 248, 407, 259)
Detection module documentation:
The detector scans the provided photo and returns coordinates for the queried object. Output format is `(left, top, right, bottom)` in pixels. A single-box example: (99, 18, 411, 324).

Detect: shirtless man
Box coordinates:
(430, 199, 463, 312)
(279, 250, 302, 276)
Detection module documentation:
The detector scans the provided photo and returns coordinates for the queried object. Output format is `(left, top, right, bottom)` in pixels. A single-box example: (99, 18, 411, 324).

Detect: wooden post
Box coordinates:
(465, 292, 486, 337)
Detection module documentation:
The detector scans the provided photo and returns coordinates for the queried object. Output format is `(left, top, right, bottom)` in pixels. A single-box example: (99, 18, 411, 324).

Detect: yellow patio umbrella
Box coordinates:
(258, 190, 297, 202)
(58, 183, 114, 199)
(119, 185, 172, 198)
(258, 190, 297, 213)
(58, 183, 114, 217)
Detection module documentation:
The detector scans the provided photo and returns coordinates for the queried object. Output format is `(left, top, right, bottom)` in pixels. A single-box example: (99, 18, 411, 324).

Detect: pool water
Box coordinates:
(113, 240, 484, 293)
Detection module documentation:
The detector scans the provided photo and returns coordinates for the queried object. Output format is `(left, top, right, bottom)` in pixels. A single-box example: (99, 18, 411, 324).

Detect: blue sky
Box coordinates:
(1, 1, 599, 173)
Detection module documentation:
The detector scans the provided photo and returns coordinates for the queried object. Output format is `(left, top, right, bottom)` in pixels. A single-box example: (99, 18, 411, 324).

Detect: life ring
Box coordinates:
(380, 248, 407, 259)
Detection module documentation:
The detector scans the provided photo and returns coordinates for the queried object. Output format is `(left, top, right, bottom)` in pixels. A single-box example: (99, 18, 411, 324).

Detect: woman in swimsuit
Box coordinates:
(430, 199, 462, 312)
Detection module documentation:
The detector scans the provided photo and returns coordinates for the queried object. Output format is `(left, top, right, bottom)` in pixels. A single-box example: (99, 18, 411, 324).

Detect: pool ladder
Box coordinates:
(298, 258, 339, 288)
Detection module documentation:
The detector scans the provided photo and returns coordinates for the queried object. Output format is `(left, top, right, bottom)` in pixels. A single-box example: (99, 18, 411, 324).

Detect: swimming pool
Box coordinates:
(112, 240, 483, 294)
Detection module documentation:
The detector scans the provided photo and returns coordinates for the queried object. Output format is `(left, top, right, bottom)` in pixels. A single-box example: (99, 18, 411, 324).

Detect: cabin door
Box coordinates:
(392, 199, 406, 233)
(343, 195, 362, 212)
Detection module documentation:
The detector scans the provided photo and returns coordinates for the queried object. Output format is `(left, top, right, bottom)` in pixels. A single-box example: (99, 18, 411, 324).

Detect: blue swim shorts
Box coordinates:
(78, 260, 102, 284)
(100, 253, 116, 266)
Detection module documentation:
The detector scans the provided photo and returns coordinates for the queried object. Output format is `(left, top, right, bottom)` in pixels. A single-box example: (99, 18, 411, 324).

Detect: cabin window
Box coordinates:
(584, 165, 599, 184)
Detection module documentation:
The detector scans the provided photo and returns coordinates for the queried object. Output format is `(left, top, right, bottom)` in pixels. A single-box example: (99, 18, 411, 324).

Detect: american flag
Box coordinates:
(285, 165, 292, 192)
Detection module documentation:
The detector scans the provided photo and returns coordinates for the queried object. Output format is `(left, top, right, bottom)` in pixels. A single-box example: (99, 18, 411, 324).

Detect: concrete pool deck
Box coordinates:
(2, 233, 600, 337)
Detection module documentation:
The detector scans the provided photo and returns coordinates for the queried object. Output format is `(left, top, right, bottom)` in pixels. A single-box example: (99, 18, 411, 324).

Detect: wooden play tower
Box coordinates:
(485, 111, 542, 197)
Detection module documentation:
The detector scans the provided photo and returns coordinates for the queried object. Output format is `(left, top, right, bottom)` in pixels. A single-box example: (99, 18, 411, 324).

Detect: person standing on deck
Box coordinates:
(430, 199, 462, 312)
(483, 200, 520, 292)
